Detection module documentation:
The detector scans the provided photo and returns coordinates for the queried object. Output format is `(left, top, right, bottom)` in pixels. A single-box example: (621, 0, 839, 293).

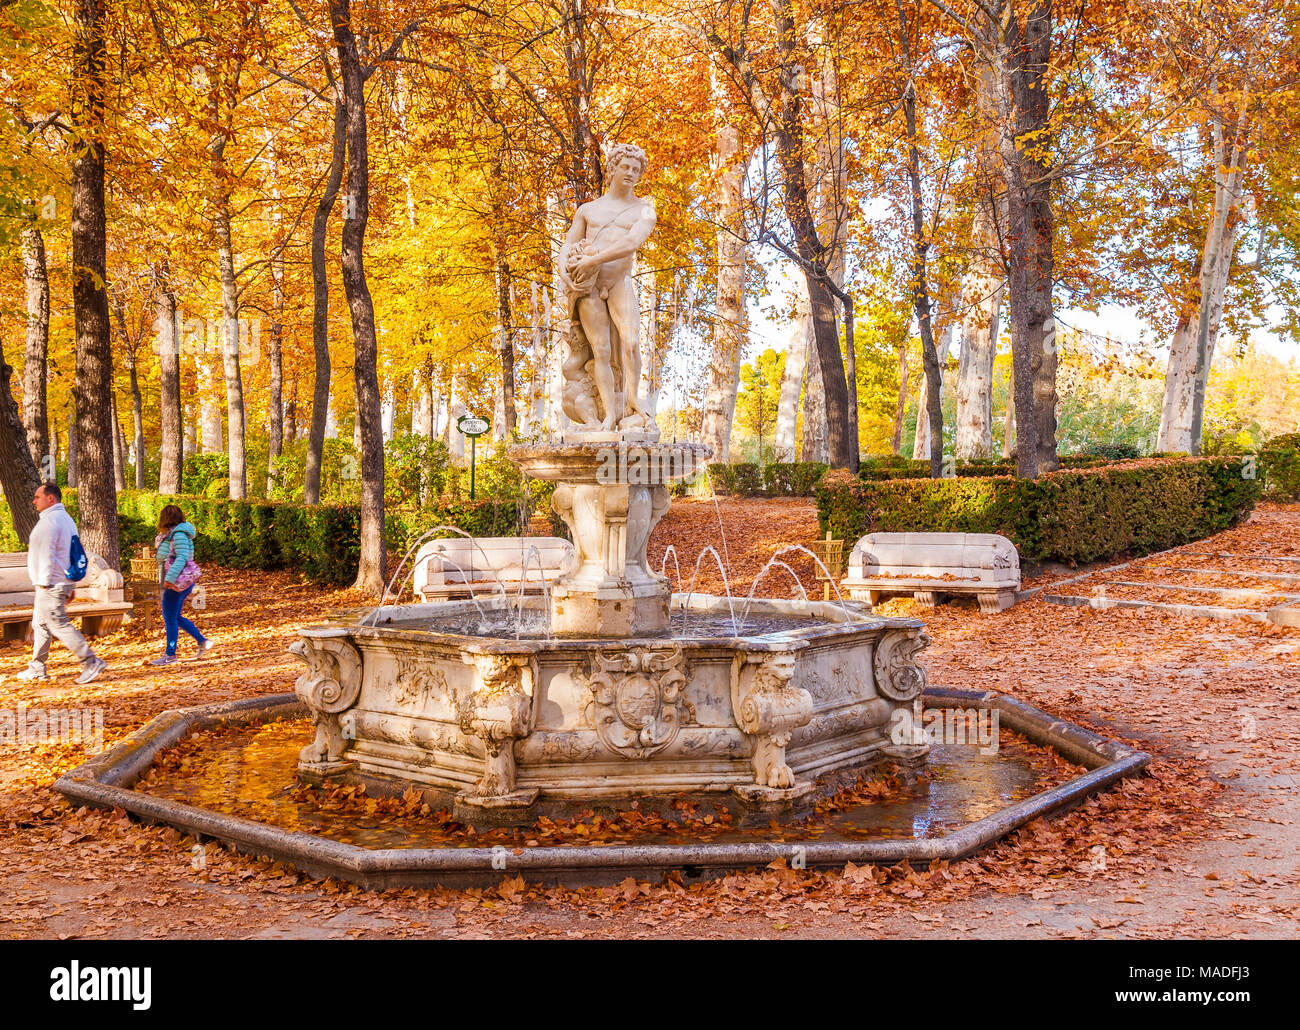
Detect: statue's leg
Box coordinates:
(608, 279, 644, 416)
(578, 296, 617, 429)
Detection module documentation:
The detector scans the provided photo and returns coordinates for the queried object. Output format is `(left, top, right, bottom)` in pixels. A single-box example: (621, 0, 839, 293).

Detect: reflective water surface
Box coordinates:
(136, 718, 1083, 850)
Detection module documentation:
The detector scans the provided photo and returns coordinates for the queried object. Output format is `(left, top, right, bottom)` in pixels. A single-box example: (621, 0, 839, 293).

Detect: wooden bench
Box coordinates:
(412, 537, 574, 602)
(841, 532, 1021, 613)
(0, 551, 133, 641)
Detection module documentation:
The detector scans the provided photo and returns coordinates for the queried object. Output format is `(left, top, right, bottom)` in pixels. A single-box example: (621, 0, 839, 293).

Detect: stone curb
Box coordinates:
(55, 688, 1150, 889)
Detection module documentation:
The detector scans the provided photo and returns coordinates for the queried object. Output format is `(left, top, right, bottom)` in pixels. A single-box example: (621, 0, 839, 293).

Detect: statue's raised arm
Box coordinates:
(558, 143, 658, 436)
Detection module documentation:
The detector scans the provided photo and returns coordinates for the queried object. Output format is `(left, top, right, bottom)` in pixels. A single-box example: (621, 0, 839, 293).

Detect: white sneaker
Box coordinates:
(76, 658, 107, 685)
(15, 667, 49, 682)
(192, 638, 214, 661)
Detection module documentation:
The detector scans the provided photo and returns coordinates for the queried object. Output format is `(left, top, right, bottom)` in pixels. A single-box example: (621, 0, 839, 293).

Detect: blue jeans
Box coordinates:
(161, 583, 205, 656)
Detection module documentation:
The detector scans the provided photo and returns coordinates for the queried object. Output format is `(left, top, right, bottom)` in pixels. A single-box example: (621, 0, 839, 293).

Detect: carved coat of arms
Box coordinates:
(584, 646, 691, 759)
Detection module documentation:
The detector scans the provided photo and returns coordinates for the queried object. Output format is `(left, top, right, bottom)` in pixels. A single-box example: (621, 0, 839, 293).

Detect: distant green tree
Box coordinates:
(736, 348, 784, 462)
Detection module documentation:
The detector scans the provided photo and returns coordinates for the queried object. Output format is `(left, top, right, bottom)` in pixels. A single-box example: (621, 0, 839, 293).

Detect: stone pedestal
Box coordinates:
(510, 440, 711, 639)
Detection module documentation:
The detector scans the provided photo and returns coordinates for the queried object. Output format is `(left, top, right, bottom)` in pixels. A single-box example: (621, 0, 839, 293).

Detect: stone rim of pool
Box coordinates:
(55, 686, 1150, 890)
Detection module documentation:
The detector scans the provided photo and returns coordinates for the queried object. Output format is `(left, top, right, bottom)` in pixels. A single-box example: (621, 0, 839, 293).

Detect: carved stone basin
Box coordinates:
(508, 440, 713, 638)
(291, 594, 932, 826)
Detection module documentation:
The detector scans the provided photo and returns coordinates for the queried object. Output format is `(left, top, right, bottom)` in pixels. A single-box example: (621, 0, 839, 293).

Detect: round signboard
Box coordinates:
(456, 414, 490, 437)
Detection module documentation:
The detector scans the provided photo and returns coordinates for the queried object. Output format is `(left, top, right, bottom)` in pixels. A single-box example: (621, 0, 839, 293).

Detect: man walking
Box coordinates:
(16, 482, 107, 685)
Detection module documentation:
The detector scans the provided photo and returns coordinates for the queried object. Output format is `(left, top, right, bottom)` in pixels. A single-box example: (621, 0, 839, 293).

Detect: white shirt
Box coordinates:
(27, 502, 77, 589)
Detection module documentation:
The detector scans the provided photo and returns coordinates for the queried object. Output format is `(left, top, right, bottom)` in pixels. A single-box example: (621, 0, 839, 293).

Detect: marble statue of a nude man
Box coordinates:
(558, 143, 657, 433)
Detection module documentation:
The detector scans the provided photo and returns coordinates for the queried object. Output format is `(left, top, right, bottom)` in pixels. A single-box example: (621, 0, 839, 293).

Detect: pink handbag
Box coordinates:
(166, 537, 203, 591)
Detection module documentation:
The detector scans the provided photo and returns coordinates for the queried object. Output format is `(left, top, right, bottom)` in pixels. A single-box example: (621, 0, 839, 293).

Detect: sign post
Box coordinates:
(456, 414, 491, 499)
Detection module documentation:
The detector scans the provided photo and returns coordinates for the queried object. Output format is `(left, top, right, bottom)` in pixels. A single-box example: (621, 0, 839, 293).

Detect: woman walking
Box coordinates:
(152, 505, 212, 666)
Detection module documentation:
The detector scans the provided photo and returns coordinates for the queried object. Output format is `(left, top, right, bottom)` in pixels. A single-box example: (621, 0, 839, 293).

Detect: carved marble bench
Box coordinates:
(841, 532, 1020, 613)
(0, 551, 132, 640)
(412, 537, 575, 602)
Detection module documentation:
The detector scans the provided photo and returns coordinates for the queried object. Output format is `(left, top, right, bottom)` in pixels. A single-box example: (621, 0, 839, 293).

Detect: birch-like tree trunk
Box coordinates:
(953, 225, 1003, 461)
(892, 343, 909, 455)
(22, 225, 50, 472)
(773, 322, 806, 460)
(700, 71, 748, 462)
(67, 409, 78, 486)
(214, 204, 247, 499)
(199, 357, 224, 452)
(110, 392, 127, 491)
(156, 270, 183, 493)
(773, 332, 805, 459)
(1157, 105, 1249, 454)
(954, 68, 1005, 461)
(801, 314, 829, 462)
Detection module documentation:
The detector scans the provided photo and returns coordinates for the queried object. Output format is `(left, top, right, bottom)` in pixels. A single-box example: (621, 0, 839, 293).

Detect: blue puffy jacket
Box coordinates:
(156, 522, 196, 585)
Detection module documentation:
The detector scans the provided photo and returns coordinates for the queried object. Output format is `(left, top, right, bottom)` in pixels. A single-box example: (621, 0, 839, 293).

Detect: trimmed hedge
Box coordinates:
(706, 461, 829, 497)
(1, 490, 538, 586)
(703, 454, 1112, 494)
(1259, 432, 1300, 500)
(816, 456, 1261, 565)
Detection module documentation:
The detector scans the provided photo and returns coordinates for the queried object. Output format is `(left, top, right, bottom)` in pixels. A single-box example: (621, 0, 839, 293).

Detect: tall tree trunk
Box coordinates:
(1003, 363, 1015, 457)
(110, 392, 127, 491)
(1158, 109, 1247, 454)
(199, 359, 223, 453)
(0, 356, 41, 542)
(808, 17, 856, 464)
(305, 101, 346, 505)
(267, 139, 285, 491)
(332, 0, 386, 594)
(700, 74, 748, 463)
(67, 408, 79, 487)
(892, 343, 909, 455)
(214, 202, 247, 499)
(990, 2, 1053, 477)
(1020, 1, 1058, 473)
(954, 170, 1004, 459)
(721, 0, 851, 467)
(898, 1, 944, 478)
(268, 252, 284, 490)
(495, 254, 517, 437)
(128, 354, 145, 489)
(66, 410, 78, 486)
(285, 378, 298, 443)
(22, 225, 50, 473)
(801, 316, 829, 462)
(70, 0, 119, 568)
(156, 270, 183, 493)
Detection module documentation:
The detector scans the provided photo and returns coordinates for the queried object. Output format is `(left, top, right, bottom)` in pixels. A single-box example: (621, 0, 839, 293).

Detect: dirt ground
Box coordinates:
(1, 499, 1297, 939)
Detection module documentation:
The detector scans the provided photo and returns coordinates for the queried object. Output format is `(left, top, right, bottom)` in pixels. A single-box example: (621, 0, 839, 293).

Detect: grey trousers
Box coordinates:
(29, 583, 96, 674)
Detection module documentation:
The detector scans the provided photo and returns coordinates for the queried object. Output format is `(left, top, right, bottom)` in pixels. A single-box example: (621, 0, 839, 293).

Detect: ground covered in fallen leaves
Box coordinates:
(1, 500, 1297, 939)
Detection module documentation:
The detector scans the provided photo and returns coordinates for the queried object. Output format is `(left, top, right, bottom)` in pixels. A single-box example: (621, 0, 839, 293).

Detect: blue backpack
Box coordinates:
(66, 534, 88, 582)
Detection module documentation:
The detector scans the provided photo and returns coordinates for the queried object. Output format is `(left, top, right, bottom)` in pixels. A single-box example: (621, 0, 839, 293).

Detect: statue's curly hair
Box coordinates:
(604, 143, 648, 185)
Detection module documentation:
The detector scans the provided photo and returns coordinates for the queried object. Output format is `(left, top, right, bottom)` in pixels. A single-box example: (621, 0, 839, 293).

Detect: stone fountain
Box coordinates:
(290, 144, 931, 826)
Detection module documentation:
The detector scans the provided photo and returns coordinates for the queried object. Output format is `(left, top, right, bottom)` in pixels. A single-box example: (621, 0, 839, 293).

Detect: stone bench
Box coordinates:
(0, 551, 132, 641)
(412, 537, 575, 602)
(841, 532, 1020, 613)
